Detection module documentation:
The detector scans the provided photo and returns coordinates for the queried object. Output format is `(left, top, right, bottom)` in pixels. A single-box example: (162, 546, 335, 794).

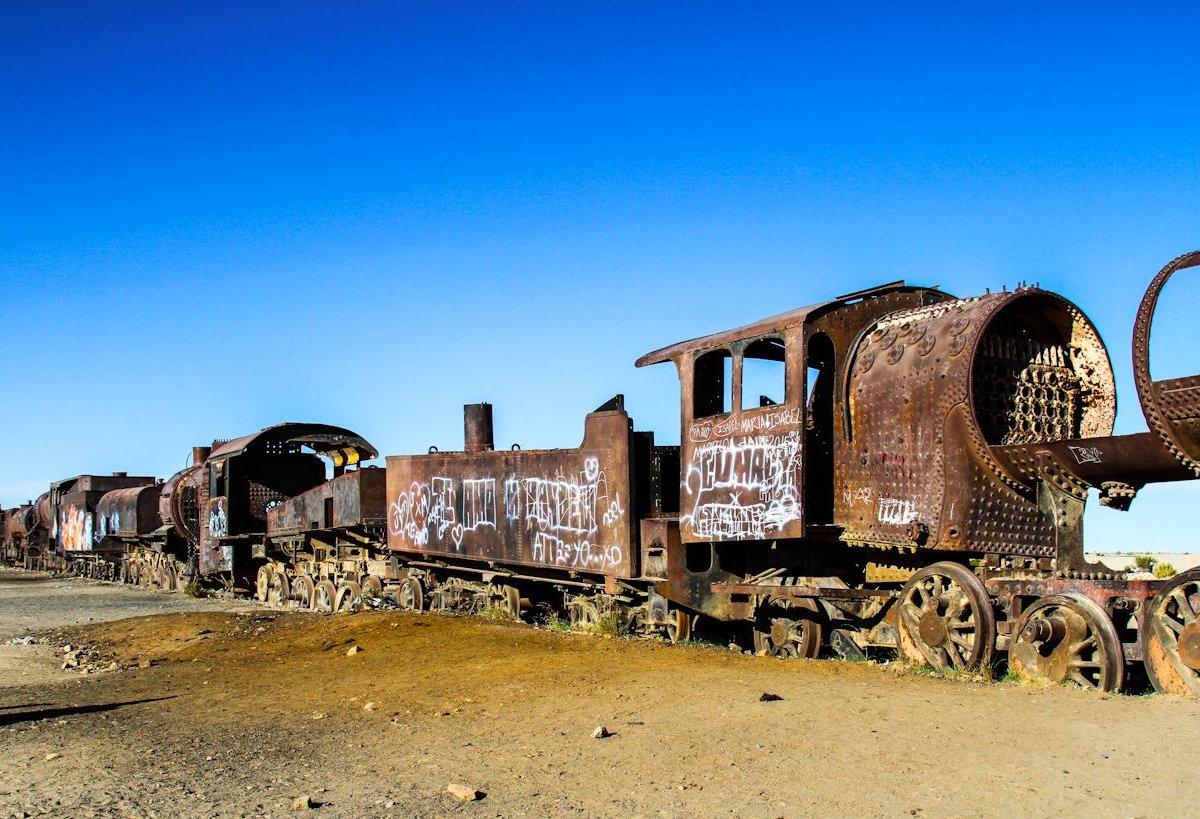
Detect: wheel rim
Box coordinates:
(314, 580, 336, 612)
(256, 566, 273, 602)
(897, 562, 995, 671)
(501, 585, 521, 619)
(399, 577, 424, 611)
(269, 572, 290, 607)
(1143, 568, 1200, 696)
(665, 609, 692, 643)
(361, 575, 383, 602)
(335, 581, 362, 613)
(1010, 593, 1124, 692)
(753, 599, 823, 659)
(293, 575, 315, 609)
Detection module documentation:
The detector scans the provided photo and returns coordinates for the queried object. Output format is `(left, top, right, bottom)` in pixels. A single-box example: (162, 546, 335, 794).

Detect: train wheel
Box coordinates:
(664, 609, 693, 643)
(1142, 568, 1200, 696)
(1010, 593, 1124, 693)
(293, 575, 315, 609)
(398, 576, 425, 611)
(255, 565, 274, 603)
(897, 561, 995, 672)
(313, 579, 336, 613)
(334, 581, 363, 613)
(567, 597, 600, 629)
(753, 599, 823, 659)
(361, 574, 383, 603)
(499, 585, 522, 619)
(163, 564, 177, 592)
(268, 572, 290, 608)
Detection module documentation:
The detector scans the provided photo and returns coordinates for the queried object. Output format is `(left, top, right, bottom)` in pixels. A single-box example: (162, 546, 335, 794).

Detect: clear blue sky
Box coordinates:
(2, 2, 1198, 552)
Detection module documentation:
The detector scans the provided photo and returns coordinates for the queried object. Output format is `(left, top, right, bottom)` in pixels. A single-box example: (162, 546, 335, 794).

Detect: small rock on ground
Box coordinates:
(446, 783, 479, 801)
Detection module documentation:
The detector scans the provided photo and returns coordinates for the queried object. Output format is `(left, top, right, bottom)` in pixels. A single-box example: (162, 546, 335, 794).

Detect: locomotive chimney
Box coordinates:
(464, 403, 494, 452)
(112, 471, 126, 478)
(192, 446, 212, 465)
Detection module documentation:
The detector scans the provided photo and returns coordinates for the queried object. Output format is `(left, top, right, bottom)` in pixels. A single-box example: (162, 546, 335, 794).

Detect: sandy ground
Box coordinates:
(0, 572, 1198, 818)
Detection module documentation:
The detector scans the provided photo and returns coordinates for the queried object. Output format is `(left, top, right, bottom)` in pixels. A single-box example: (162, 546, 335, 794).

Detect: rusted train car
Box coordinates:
(8, 251, 1198, 698)
(31, 425, 377, 591)
(1, 493, 50, 569)
(247, 251, 1199, 697)
(48, 473, 159, 579)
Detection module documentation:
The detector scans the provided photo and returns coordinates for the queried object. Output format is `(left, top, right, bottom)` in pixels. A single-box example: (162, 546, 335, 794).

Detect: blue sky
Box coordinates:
(1, 2, 1198, 552)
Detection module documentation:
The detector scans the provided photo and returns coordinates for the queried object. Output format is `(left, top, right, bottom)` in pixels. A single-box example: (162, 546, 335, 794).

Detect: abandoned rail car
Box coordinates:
(6, 250, 1198, 697)
(242, 250, 1200, 696)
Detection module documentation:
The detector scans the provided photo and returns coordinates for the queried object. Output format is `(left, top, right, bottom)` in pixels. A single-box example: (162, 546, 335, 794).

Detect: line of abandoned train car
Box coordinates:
(4, 251, 1200, 697)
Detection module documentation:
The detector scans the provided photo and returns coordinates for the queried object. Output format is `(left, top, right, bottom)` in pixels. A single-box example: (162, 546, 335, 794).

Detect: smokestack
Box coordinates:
(464, 403, 494, 453)
(193, 446, 212, 465)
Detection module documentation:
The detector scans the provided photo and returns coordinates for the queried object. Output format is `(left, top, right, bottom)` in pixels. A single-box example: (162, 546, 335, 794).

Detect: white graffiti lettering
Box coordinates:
(877, 497, 918, 525)
(391, 458, 625, 570)
(208, 501, 228, 539)
(1068, 445, 1102, 465)
(683, 431, 802, 539)
(690, 406, 801, 443)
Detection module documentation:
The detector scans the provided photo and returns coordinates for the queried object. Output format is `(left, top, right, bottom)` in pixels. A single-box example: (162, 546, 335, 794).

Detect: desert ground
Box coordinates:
(1, 570, 1197, 818)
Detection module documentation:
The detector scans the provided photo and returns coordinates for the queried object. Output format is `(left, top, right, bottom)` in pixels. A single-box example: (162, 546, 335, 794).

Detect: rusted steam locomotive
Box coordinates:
(5, 252, 1199, 697)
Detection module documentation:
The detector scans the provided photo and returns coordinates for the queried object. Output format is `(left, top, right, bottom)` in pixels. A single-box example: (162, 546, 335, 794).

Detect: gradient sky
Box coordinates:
(2, 2, 1198, 552)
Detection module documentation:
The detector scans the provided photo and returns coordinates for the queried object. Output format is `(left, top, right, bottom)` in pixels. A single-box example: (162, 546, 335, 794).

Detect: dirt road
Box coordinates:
(0, 573, 1197, 817)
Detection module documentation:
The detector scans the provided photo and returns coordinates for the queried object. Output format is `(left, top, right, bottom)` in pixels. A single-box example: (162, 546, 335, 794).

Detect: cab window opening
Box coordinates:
(694, 349, 734, 418)
(741, 337, 787, 410)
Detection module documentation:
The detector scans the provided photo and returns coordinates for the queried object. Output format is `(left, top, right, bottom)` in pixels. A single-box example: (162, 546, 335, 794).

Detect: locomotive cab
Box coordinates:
(637, 282, 951, 552)
(641, 320, 808, 544)
(197, 422, 377, 581)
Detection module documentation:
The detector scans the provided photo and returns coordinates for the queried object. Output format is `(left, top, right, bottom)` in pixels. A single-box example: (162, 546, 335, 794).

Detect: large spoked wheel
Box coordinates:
(292, 574, 315, 610)
(334, 581, 363, 613)
(256, 565, 274, 603)
(1143, 568, 1200, 696)
(897, 561, 995, 671)
(398, 576, 424, 611)
(753, 599, 823, 659)
(1010, 593, 1124, 692)
(268, 572, 290, 607)
(313, 579, 337, 613)
(498, 585, 522, 619)
(360, 574, 383, 603)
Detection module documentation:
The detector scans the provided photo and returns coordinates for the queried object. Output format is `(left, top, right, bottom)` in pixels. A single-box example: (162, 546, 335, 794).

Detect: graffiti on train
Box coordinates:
(683, 430, 803, 539)
(389, 457, 626, 571)
(60, 506, 93, 552)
